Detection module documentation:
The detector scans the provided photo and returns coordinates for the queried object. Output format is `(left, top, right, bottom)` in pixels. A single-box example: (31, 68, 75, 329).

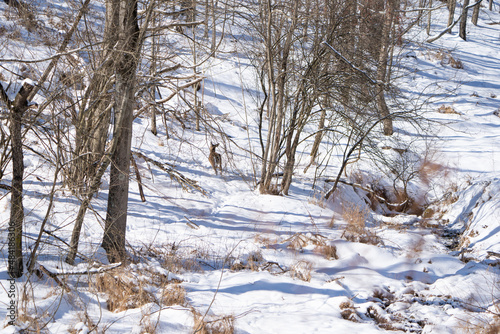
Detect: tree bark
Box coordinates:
(459, 0, 471, 40)
(101, 0, 140, 263)
(427, 0, 433, 35)
(376, 0, 397, 136)
(448, 0, 457, 32)
(472, 0, 482, 25)
(1, 82, 34, 278)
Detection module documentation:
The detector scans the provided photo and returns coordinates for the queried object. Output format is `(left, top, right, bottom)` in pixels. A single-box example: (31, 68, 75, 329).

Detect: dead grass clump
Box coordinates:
(449, 56, 464, 69)
(342, 203, 367, 235)
(418, 157, 445, 186)
(290, 260, 313, 282)
(406, 237, 426, 258)
(283, 232, 327, 251)
(308, 192, 326, 208)
(161, 284, 187, 307)
(341, 204, 381, 245)
(140, 316, 159, 334)
(430, 50, 463, 69)
(314, 244, 338, 260)
(69, 311, 96, 334)
(366, 305, 401, 331)
(339, 299, 360, 322)
(372, 287, 395, 306)
(231, 251, 264, 271)
(484, 320, 500, 334)
(437, 105, 460, 114)
(254, 233, 277, 249)
(94, 271, 154, 312)
(193, 312, 235, 334)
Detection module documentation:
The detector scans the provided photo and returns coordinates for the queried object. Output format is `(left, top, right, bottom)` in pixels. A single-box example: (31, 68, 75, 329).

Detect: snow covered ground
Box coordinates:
(0, 1, 500, 333)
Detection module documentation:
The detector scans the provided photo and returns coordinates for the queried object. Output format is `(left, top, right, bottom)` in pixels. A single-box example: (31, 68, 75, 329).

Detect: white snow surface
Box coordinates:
(0, 1, 499, 333)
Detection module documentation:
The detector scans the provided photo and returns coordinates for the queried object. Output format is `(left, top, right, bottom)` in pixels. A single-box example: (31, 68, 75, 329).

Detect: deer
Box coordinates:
(208, 143, 222, 175)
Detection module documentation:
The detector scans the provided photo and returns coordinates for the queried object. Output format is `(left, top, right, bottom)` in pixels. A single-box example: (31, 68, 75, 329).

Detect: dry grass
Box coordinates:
(485, 319, 500, 334)
(92, 266, 188, 313)
(68, 311, 96, 334)
(308, 192, 327, 208)
(342, 203, 367, 235)
(289, 260, 313, 282)
(94, 271, 154, 312)
(314, 244, 338, 260)
(193, 311, 235, 334)
(437, 105, 460, 114)
(142, 243, 203, 273)
(339, 299, 360, 322)
(254, 233, 278, 249)
(341, 204, 381, 245)
(406, 236, 426, 259)
(161, 284, 187, 307)
(231, 251, 264, 271)
(372, 288, 394, 302)
(366, 305, 401, 331)
(418, 155, 446, 186)
(429, 49, 464, 69)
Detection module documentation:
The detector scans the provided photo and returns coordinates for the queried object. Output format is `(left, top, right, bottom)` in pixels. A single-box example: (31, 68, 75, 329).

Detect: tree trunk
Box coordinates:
(472, 0, 481, 25)
(1, 82, 34, 278)
(448, 0, 457, 32)
(65, 0, 120, 263)
(459, 0, 470, 40)
(101, 0, 140, 264)
(308, 108, 326, 169)
(376, 0, 397, 136)
(427, 0, 433, 35)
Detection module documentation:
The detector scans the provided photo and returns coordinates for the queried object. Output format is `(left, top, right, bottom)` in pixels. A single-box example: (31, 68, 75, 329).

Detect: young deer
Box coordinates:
(208, 143, 222, 175)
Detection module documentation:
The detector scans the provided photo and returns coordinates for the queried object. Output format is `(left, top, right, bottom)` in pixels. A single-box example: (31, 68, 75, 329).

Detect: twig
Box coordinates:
(38, 265, 71, 292)
(131, 154, 146, 202)
(49, 262, 123, 276)
(325, 178, 408, 208)
(322, 41, 378, 85)
(133, 151, 206, 195)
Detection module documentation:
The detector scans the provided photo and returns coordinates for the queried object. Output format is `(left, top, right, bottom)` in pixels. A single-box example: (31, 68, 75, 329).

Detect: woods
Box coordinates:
(0, 0, 494, 275)
(0, 0, 499, 331)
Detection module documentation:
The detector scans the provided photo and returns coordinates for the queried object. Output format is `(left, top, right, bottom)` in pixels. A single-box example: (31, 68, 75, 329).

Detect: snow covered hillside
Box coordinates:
(0, 1, 499, 333)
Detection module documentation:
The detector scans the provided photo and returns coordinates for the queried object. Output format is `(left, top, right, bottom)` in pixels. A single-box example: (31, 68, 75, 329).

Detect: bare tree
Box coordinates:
(0, 81, 35, 278)
(448, 0, 457, 31)
(460, 0, 471, 40)
(101, 0, 143, 263)
(472, 0, 482, 25)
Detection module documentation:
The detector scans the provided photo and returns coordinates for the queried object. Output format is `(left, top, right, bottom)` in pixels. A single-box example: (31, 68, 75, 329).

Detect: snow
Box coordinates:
(0, 1, 500, 333)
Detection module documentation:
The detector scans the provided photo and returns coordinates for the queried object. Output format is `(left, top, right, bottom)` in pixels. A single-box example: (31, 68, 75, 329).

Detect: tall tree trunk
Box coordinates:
(307, 108, 326, 170)
(448, 0, 457, 32)
(65, 0, 120, 263)
(376, 0, 397, 136)
(1, 82, 35, 278)
(472, 0, 482, 25)
(101, 0, 140, 263)
(427, 0, 433, 35)
(459, 0, 471, 40)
